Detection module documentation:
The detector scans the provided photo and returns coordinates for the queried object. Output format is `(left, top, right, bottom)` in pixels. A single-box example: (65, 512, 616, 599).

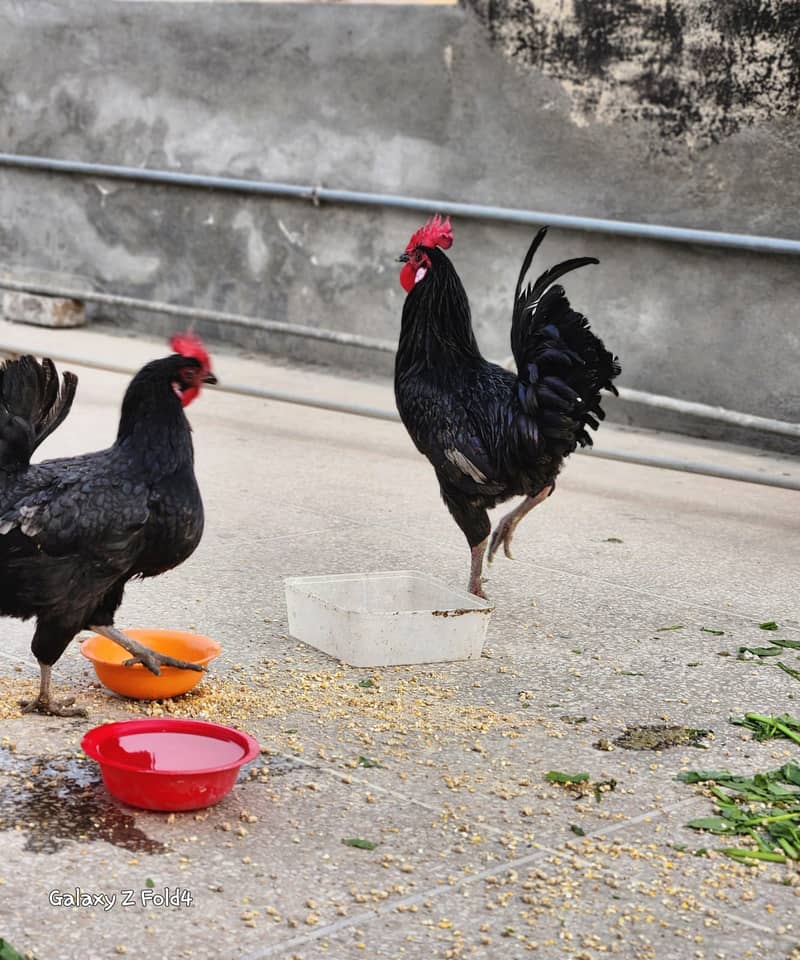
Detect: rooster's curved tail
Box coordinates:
(0, 355, 77, 472)
(510, 228, 621, 457)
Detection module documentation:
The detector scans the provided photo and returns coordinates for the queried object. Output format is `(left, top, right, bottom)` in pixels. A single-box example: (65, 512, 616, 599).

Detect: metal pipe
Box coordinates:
(0, 342, 796, 491)
(1, 275, 798, 440)
(615, 387, 800, 439)
(0, 277, 395, 354)
(1, 153, 799, 436)
(2, 152, 800, 256)
(218, 380, 400, 423)
(579, 446, 800, 491)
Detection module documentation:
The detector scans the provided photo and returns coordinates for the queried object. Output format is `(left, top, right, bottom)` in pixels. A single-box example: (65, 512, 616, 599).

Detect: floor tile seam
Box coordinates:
(235, 790, 790, 960)
(289, 510, 799, 633)
(235, 767, 790, 959)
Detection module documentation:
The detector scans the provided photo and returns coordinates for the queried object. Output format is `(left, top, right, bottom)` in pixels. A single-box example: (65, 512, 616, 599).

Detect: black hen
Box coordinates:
(0, 334, 217, 715)
(395, 216, 620, 598)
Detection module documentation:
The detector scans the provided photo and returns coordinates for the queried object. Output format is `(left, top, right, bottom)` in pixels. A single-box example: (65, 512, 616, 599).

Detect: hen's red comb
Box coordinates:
(170, 330, 211, 370)
(405, 214, 453, 253)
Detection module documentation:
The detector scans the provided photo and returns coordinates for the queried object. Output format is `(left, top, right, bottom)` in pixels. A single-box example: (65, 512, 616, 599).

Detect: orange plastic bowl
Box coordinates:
(82, 718, 260, 811)
(80, 629, 221, 700)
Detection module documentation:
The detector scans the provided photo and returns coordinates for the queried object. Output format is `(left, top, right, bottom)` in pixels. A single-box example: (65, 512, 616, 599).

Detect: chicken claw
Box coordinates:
(21, 664, 87, 717)
(121, 652, 204, 674)
(487, 515, 517, 563)
(21, 695, 87, 718)
(487, 485, 554, 564)
(90, 625, 205, 676)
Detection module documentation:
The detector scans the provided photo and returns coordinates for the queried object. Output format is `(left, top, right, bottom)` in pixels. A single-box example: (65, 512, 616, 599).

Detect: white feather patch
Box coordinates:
(445, 448, 488, 484)
(18, 505, 42, 538)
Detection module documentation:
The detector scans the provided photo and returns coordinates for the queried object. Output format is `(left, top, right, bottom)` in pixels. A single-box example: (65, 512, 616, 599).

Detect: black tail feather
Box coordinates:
(513, 227, 548, 309)
(528, 256, 600, 303)
(34, 359, 78, 449)
(0, 355, 77, 470)
(509, 229, 620, 463)
(514, 227, 599, 320)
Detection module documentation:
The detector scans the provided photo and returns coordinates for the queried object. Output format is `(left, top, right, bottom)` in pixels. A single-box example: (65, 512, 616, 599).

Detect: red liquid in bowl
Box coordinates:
(98, 731, 247, 772)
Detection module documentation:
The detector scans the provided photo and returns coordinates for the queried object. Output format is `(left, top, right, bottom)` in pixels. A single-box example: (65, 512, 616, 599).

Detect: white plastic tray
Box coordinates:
(284, 570, 494, 667)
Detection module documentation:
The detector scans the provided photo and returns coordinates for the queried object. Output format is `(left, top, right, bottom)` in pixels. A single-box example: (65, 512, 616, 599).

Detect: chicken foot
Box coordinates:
(21, 663, 87, 717)
(487, 485, 553, 563)
(89, 624, 205, 675)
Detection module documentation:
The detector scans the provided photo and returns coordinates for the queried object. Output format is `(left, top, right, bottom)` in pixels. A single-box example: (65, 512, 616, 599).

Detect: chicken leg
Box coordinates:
(487, 485, 553, 563)
(21, 663, 87, 717)
(89, 625, 205, 675)
(468, 537, 489, 598)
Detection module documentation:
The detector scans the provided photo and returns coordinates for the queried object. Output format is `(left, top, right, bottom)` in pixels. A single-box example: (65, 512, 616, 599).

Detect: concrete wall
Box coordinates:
(0, 0, 798, 451)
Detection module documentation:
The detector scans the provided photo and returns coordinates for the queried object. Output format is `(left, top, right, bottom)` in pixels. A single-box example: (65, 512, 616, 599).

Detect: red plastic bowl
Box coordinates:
(81, 718, 260, 812)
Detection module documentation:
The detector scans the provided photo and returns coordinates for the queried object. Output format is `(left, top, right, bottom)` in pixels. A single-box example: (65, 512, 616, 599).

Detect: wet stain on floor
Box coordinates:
(614, 724, 711, 751)
(0, 747, 164, 854)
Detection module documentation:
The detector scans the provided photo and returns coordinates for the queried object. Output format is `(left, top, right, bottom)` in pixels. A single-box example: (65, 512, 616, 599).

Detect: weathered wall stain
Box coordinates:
(467, 0, 800, 149)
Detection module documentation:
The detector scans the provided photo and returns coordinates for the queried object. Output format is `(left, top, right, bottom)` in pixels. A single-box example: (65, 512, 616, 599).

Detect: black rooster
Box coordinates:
(395, 216, 620, 598)
(0, 333, 217, 715)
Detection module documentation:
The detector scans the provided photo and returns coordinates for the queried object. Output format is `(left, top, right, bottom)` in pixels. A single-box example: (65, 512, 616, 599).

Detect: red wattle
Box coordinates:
(400, 261, 416, 293)
(180, 386, 200, 408)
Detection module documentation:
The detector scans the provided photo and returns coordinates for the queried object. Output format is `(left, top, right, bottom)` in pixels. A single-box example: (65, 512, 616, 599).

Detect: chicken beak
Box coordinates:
(203, 372, 218, 385)
(396, 253, 409, 263)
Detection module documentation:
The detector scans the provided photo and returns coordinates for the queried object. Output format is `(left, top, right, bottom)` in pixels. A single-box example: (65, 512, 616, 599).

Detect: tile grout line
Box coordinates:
(274, 746, 707, 844)
(237, 754, 795, 960)
(214, 521, 364, 546)
(269, 750, 522, 841)
(237, 790, 795, 960)
(287, 503, 799, 633)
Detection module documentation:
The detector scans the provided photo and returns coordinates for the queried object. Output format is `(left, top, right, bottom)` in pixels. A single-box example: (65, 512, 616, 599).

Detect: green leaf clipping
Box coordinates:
(680, 762, 800, 862)
(342, 837, 378, 850)
(686, 817, 738, 835)
(0, 943, 29, 960)
(778, 662, 800, 682)
(358, 756, 383, 768)
(545, 771, 590, 784)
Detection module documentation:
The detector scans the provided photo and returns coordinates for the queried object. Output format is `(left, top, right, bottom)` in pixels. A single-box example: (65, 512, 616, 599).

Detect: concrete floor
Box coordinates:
(0, 321, 798, 960)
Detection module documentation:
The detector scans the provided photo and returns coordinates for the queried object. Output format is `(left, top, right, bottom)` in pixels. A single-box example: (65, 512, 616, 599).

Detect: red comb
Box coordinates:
(405, 214, 454, 253)
(169, 330, 210, 370)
